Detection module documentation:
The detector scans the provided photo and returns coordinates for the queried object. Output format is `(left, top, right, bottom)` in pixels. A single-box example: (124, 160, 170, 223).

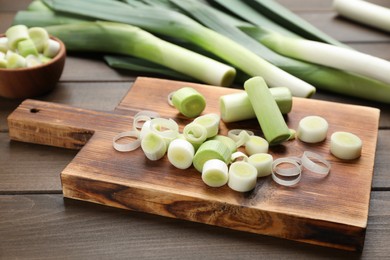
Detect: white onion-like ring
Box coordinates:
(231, 151, 249, 162)
(133, 110, 161, 131)
(227, 129, 254, 142)
(150, 118, 179, 139)
(167, 91, 175, 107)
(271, 158, 302, 186)
(113, 130, 141, 152)
(301, 151, 331, 176)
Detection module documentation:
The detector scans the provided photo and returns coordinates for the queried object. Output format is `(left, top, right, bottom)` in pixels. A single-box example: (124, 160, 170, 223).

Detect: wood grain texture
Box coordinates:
(7, 77, 380, 251)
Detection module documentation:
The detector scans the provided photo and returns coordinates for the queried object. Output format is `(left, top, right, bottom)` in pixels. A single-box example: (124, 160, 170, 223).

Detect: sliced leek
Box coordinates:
(141, 131, 167, 161)
(167, 139, 195, 169)
(171, 87, 206, 118)
(228, 161, 258, 192)
(201, 159, 229, 187)
(297, 116, 328, 143)
(244, 77, 290, 145)
(330, 131, 362, 160)
(219, 87, 292, 123)
(245, 136, 269, 155)
(193, 140, 231, 172)
(182, 122, 208, 150)
(193, 113, 220, 138)
(248, 153, 273, 177)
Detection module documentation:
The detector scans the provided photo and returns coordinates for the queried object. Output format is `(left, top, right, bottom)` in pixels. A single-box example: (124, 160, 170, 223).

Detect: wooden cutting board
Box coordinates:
(7, 77, 380, 251)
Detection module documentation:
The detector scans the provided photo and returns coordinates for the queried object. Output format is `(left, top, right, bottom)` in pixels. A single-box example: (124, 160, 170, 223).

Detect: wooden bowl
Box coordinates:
(0, 34, 66, 99)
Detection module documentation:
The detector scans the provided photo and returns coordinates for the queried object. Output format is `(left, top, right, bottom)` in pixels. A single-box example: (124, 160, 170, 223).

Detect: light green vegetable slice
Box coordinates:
(244, 77, 290, 145)
(171, 87, 206, 118)
(201, 159, 229, 187)
(193, 140, 231, 172)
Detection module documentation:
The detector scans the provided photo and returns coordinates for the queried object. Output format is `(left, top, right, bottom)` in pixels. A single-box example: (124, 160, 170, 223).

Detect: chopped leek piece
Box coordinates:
(245, 136, 269, 155)
(244, 77, 290, 145)
(25, 54, 43, 67)
(248, 153, 273, 177)
(0, 37, 8, 53)
(17, 38, 39, 57)
(171, 87, 206, 118)
(201, 159, 229, 187)
(219, 87, 292, 123)
(43, 38, 60, 58)
(28, 27, 49, 52)
(183, 122, 208, 150)
(193, 140, 231, 172)
(5, 24, 29, 50)
(297, 116, 328, 143)
(6, 53, 26, 68)
(141, 131, 167, 161)
(330, 131, 362, 160)
(193, 113, 220, 138)
(228, 161, 257, 192)
(209, 135, 237, 154)
(167, 139, 195, 169)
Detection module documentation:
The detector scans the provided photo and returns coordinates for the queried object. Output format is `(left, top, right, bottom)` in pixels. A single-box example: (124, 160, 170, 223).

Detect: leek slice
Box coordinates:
(193, 113, 220, 138)
(193, 140, 231, 172)
(182, 122, 208, 150)
(219, 87, 292, 123)
(0, 37, 9, 53)
(244, 77, 290, 145)
(248, 153, 273, 177)
(245, 136, 269, 155)
(330, 131, 362, 160)
(141, 132, 167, 161)
(209, 135, 237, 154)
(28, 27, 49, 52)
(201, 159, 229, 187)
(228, 161, 258, 192)
(167, 139, 195, 169)
(5, 24, 29, 50)
(171, 87, 206, 118)
(17, 39, 39, 57)
(297, 116, 328, 143)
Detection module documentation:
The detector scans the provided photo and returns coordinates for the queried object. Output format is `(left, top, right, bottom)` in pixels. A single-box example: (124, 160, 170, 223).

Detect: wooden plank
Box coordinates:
(1, 192, 390, 259)
(7, 77, 380, 250)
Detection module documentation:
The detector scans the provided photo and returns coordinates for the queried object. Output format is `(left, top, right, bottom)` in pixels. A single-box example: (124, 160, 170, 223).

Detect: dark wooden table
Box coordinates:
(1, 0, 390, 259)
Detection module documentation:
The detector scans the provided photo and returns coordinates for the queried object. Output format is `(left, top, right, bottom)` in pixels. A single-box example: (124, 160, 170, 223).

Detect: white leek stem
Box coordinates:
(333, 0, 390, 33)
(167, 139, 195, 169)
(297, 116, 328, 143)
(262, 33, 390, 85)
(202, 159, 229, 187)
(330, 131, 362, 160)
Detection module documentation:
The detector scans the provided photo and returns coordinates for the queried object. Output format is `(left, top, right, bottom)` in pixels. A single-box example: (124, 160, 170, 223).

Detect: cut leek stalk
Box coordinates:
(6, 53, 26, 68)
(171, 87, 206, 118)
(28, 27, 49, 52)
(17, 38, 39, 57)
(5, 24, 29, 50)
(209, 135, 237, 154)
(228, 161, 258, 192)
(44, 21, 236, 87)
(167, 139, 195, 169)
(244, 77, 290, 145)
(330, 131, 362, 160)
(248, 153, 273, 177)
(193, 140, 231, 172)
(193, 113, 220, 138)
(182, 122, 208, 150)
(0, 37, 9, 53)
(245, 136, 269, 155)
(141, 131, 167, 161)
(202, 159, 229, 187)
(297, 116, 328, 143)
(219, 87, 292, 123)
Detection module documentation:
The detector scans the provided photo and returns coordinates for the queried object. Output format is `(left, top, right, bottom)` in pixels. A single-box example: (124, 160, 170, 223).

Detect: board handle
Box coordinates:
(7, 99, 133, 149)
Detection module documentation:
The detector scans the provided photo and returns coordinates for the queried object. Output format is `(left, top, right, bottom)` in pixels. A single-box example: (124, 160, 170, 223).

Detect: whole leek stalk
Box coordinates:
(208, 0, 390, 103)
(41, 0, 316, 97)
(44, 21, 236, 86)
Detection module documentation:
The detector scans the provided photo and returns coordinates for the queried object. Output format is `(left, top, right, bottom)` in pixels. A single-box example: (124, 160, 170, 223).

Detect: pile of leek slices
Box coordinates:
(0, 25, 60, 69)
(113, 87, 362, 190)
